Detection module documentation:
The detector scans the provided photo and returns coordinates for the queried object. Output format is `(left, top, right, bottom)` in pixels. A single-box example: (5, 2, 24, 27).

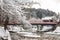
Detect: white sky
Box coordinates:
(32, 0, 60, 14)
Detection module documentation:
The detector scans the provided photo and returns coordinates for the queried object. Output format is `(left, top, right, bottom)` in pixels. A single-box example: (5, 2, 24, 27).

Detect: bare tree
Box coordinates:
(0, 0, 35, 31)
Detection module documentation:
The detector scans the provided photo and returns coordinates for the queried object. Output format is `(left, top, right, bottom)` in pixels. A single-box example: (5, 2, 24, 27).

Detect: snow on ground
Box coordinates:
(45, 26, 60, 35)
(40, 25, 53, 32)
(0, 26, 11, 40)
(53, 26, 60, 33)
(17, 32, 40, 38)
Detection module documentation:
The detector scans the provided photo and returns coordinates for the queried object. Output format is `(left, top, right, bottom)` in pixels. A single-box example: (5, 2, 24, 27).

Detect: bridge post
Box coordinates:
(37, 25, 43, 32)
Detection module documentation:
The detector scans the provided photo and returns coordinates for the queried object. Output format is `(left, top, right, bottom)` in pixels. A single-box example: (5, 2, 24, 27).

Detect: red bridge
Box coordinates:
(29, 20, 57, 25)
(8, 19, 58, 25)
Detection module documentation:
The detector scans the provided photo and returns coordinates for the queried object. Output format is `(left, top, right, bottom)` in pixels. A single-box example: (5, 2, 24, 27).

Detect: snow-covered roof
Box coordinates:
(42, 16, 53, 20)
